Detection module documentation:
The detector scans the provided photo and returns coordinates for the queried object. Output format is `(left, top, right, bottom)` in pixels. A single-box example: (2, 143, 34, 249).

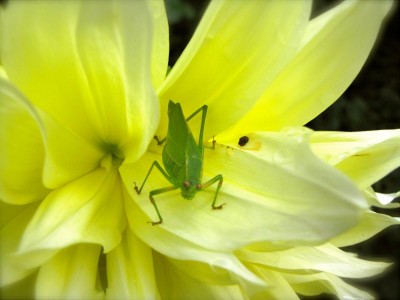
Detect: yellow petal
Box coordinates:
(2, 1, 97, 143)
(365, 189, 400, 208)
(1, 201, 60, 286)
(156, 255, 242, 286)
(284, 272, 374, 299)
(113, 0, 161, 163)
(204, 132, 367, 247)
(153, 252, 244, 300)
(330, 210, 400, 247)
(0, 66, 6, 79)
(0, 201, 38, 285)
(158, 0, 311, 139)
(39, 111, 104, 189)
(2, 1, 159, 162)
(121, 130, 366, 252)
(19, 168, 125, 253)
(0, 77, 50, 204)
(121, 186, 265, 288)
(0, 272, 37, 299)
(149, 0, 169, 89)
(35, 244, 103, 299)
(76, 1, 160, 162)
(238, 243, 389, 278)
(106, 229, 159, 299)
(225, 0, 393, 136)
(310, 129, 400, 188)
(244, 267, 299, 300)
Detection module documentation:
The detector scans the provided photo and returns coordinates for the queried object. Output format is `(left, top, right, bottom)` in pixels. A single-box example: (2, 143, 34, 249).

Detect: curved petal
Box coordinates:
(0, 66, 6, 79)
(0, 77, 50, 204)
(0, 7, 3, 69)
(284, 272, 374, 300)
(238, 243, 389, 279)
(153, 252, 244, 300)
(106, 229, 159, 299)
(40, 113, 106, 189)
(365, 189, 400, 209)
(121, 130, 366, 252)
(244, 268, 300, 300)
(156, 255, 244, 286)
(1, 1, 97, 143)
(77, 1, 160, 163)
(19, 168, 125, 254)
(158, 0, 311, 139)
(0, 272, 37, 299)
(114, 0, 161, 164)
(224, 0, 393, 136)
(1, 201, 60, 286)
(374, 191, 400, 206)
(35, 244, 103, 299)
(310, 130, 400, 188)
(2, 1, 160, 163)
(0, 201, 39, 286)
(40, 112, 104, 189)
(202, 131, 367, 247)
(149, 0, 169, 89)
(330, 210, 400, 247)
(121, 187, 265, 289)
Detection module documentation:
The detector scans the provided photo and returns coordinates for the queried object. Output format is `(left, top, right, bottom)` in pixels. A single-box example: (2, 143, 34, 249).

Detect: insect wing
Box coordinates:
(162, 101, 192, 183)
(164, 101, 187, 162)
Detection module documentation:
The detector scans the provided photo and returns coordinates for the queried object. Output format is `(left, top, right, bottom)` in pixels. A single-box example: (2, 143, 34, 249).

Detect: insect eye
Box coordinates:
(183, 181, 190, 188)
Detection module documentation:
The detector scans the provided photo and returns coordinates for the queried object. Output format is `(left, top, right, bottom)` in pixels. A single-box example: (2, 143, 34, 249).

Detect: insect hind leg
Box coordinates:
(185, 104, 208, 148)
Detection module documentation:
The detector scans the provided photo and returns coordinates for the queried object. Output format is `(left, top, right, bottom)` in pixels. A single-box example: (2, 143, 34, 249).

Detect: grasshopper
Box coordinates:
(134, 100, 224, 225)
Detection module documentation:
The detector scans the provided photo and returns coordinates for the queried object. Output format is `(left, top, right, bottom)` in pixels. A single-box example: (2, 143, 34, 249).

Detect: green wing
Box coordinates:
(162, 101, 202, 185)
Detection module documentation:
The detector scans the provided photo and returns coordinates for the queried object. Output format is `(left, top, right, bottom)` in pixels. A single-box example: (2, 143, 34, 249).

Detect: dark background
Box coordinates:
(165, 0, 399, 299)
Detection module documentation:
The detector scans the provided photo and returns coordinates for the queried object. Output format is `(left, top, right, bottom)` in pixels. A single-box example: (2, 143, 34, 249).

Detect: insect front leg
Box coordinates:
(148, 186, 178, 225)
(204, 135, 216, 150)
(200, 174, 225, 209)
(134, 161, 170, 194)
(133, 161, 177, 225)
(154, 135, 166, 146)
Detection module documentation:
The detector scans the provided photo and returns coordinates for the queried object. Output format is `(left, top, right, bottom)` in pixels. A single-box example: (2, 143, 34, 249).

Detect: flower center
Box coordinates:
(100, 143, 124, 170)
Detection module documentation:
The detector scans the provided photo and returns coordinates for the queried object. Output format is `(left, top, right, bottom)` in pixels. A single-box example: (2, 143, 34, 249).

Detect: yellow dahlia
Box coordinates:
(0, 0, 397, 299)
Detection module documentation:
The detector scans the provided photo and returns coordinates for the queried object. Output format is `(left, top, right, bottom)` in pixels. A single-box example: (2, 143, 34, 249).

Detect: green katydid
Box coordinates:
(134, 100, 225, 225)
